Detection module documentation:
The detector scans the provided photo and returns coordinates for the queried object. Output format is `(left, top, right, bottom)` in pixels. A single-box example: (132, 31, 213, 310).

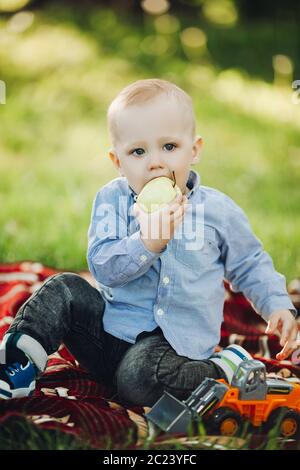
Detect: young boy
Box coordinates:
(0, 79, 298, 407)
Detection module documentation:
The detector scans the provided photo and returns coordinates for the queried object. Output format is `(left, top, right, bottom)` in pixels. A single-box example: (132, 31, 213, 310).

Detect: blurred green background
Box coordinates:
(0, 0, 299, 282)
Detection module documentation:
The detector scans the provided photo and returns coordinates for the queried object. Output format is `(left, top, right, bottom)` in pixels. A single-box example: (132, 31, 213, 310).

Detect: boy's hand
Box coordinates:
(265, 309, 298, 361)
(133, 193, 188, 253)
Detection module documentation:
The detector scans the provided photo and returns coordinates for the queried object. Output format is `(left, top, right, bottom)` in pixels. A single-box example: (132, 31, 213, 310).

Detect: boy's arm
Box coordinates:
(87, 188, 165, 288)
(220, 196, 297, 359)
(221, 196, 297, 320)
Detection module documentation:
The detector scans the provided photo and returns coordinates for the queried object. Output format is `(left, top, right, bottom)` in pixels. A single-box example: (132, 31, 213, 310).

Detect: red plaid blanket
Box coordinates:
(0, 261, 299, 448)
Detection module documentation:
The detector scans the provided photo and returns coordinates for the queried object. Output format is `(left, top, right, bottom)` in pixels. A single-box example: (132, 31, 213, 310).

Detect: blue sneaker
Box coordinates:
(0, 354, 37, 399)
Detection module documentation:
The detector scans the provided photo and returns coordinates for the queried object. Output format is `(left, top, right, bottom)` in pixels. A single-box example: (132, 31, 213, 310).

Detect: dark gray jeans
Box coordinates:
(7, 272, 225, 406)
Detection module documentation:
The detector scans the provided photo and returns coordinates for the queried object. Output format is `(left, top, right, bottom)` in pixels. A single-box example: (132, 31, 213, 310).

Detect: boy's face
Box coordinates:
(109, 96, 203, 195)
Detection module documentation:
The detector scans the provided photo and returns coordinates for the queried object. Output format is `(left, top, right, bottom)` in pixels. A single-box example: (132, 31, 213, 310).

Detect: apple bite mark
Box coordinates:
(172, 170, 176, 188)
(137, 175, 182, 213)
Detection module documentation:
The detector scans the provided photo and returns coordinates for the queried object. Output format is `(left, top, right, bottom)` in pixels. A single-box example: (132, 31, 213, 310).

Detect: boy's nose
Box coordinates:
(148, 154, 164, 171)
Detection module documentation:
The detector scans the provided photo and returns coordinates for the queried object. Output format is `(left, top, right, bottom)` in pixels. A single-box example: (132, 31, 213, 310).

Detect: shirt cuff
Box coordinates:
(259, 296, 298, 321)
(126, 230, 166, 267)
(289, 308, 299, 319)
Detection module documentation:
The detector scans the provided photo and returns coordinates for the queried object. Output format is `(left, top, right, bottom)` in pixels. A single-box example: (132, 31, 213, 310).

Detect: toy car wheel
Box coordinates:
(266, 407, 300, 439)
(206, 407, 242, 437)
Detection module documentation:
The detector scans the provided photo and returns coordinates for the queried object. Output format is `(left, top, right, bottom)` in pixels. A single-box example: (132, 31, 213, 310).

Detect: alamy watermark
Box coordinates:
(292, 80, 300, 104)
(95, 196, 205, 251)
(0, 80, 6, 104)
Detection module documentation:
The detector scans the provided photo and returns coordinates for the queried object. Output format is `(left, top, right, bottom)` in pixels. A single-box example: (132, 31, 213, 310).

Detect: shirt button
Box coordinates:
(157, 308, 164, 316)
(163, 276, 170, 285)
(140, 254, 148, 262)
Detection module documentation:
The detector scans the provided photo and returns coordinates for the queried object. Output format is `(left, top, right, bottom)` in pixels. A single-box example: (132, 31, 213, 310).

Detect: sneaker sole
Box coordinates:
(0, 380, 36, 400)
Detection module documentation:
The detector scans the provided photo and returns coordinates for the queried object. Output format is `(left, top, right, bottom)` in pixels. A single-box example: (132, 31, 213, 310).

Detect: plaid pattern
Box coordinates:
(0, 261, 299, 447)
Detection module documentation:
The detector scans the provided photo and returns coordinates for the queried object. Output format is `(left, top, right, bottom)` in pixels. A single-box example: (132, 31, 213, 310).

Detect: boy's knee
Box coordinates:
(115, 336, 167, 407)
(48, 272, 93, 299)
(116, 336, 219, 406)
(50, 272, 85, 287)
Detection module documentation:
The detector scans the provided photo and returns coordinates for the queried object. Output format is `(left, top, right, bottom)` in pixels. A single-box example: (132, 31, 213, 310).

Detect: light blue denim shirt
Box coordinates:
(87, 169, 296, 360)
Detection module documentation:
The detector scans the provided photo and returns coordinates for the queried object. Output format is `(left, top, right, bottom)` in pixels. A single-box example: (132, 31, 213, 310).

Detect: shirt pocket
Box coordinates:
(175, 224, 220, 269)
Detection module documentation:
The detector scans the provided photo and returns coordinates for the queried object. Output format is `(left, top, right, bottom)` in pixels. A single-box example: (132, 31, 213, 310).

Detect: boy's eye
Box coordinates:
(164, 143, 177, 151)
(130, 143, 177, 157)
(131, 148, 144, 157)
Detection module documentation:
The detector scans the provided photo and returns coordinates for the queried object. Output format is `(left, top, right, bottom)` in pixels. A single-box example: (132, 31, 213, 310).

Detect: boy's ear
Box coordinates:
(108, 149, 124, 176)
(191, 136, 203, 165)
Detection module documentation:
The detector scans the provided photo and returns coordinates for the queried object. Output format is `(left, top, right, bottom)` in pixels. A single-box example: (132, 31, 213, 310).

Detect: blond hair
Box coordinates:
(107, 78, 196, 147)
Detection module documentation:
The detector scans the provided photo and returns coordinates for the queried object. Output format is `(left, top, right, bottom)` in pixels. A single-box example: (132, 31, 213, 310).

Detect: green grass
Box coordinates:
(1, 5, 299, 280)
(0, 5, 300, 447)
(0, 415, 94, 450)
(1, 412, 299, 451)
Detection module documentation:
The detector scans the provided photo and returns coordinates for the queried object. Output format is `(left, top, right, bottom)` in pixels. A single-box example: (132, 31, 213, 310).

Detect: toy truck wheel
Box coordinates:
(265, 407, 300, 439)
(206, 407, 242, 437)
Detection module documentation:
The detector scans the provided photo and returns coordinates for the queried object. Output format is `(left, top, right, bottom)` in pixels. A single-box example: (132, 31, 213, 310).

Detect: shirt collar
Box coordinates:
(185, 169, 200, 199)
(129, 169, 201, 202)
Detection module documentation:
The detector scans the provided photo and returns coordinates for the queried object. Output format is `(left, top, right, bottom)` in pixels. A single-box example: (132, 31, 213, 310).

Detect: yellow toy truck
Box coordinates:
(145, 359, 300, 438)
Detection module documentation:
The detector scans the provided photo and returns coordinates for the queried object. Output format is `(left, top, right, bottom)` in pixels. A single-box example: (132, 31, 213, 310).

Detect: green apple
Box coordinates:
(137, 176, 182, 213)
